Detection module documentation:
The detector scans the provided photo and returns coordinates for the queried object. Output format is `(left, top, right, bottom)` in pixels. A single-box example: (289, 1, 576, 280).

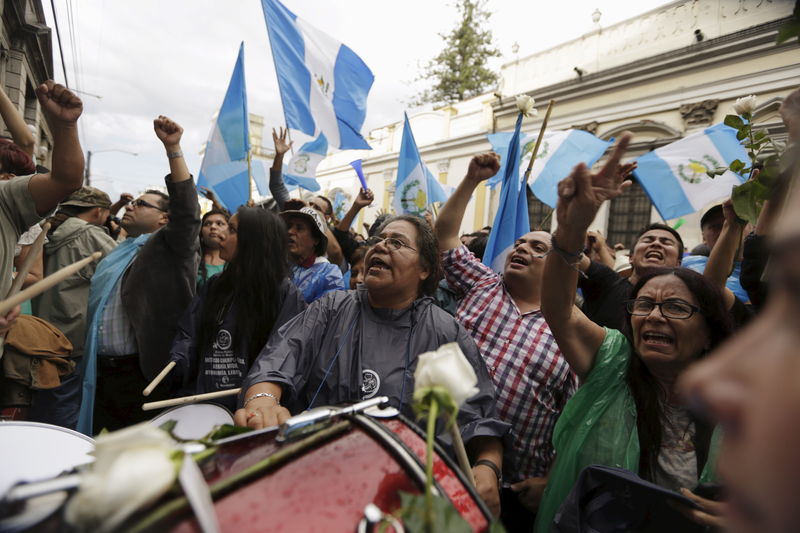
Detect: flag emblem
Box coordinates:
(678, 155, 719, 185)
(290, 154, 311, 174)
(399, 176, 428, 215)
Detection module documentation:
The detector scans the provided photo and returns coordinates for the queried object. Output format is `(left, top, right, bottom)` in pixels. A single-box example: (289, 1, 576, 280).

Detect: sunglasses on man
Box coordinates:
(129, 199, 167, 212)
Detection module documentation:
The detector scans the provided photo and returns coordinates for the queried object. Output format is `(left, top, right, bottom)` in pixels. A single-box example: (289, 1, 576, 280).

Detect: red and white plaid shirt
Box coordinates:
(442, 245, 577, 480)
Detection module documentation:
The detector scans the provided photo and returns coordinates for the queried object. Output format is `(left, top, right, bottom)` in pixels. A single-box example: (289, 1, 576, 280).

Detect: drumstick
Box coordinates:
(0, 251, 102, 316)
(450, 424, 476, 487)
(6, 222, 50, 298)
(142, 388, 241, 411)
(143, 361, 176, 396)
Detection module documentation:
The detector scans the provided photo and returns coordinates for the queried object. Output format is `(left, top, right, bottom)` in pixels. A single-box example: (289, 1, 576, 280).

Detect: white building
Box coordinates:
(309, 0, 797, 249)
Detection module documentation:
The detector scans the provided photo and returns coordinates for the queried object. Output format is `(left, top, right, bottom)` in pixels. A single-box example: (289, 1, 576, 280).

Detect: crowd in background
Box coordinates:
(1, 80, 799, 533)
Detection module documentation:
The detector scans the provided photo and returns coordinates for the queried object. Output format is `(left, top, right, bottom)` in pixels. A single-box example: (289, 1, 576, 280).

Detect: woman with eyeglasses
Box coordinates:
(232, 214, 511, 516)
(534, 135, 733, 532)
(168, 207, 306, 412)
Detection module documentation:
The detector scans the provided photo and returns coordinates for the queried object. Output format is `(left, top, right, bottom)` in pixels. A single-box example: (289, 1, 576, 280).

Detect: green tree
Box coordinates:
(414, 0, 500, 106)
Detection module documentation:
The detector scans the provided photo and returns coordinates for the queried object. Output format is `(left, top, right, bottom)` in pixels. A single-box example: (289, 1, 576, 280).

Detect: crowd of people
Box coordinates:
(1, 79, 799, 532)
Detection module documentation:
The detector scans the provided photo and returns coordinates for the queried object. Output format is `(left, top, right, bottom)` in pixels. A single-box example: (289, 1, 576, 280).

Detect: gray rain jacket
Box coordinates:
(243, 286, 511, 448)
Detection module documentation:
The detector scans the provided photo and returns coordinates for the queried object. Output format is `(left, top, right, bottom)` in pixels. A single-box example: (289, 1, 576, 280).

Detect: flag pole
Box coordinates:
(247, 149, 253, 203)
(524, 99, 555, 183)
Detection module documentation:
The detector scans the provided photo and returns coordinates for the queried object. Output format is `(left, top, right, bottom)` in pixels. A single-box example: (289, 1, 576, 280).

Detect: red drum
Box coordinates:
(161, 412, 491, 532)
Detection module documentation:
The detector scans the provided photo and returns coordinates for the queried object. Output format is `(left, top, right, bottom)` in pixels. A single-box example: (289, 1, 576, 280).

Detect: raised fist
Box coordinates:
(153, 115, 183, 147)
(36, 81, 83, 123)
(466, 152, 501, 183)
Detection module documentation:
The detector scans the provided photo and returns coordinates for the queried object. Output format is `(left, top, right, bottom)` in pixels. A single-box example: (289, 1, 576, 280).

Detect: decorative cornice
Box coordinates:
(493, 17, 793, 119)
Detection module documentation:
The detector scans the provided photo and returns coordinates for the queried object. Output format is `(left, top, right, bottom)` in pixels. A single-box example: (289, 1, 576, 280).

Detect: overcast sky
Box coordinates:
(41, 0, 671, 200)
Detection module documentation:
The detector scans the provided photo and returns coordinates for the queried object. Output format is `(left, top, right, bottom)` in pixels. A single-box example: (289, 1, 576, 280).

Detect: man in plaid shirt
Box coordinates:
(435, 153, 576, 529)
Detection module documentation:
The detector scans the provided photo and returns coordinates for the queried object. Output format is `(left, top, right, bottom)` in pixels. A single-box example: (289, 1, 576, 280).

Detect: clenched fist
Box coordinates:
(153, 115, 183, 148)
(36, 81, 83, 124)
(465, 152, 501, 183)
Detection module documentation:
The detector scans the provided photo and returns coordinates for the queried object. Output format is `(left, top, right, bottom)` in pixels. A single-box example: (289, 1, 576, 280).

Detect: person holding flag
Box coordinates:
(435, 152, 577, 530)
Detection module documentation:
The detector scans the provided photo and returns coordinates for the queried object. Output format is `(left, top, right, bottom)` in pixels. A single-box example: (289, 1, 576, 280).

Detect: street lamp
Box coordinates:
(85, 149, 138, 187)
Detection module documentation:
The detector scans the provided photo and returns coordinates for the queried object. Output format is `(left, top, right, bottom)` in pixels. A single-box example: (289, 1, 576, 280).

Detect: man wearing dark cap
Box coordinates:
(30, 186, 118, 429)
(281, 206, 344, 303)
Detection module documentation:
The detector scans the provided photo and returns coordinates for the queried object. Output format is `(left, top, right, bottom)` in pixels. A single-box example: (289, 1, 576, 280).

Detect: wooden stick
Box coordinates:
(142, 388, 241, 412)
(524, 99, 556, 183)
(143, 361, 176, 396)
(7, 222, 50, 298)
(449, 422, 476, 487)
(0, 251, 102, 316)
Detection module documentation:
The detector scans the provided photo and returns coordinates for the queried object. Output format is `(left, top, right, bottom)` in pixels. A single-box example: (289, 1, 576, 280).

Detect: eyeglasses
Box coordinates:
(366, 236, 417, 253)
(130, 199, 166, 212)
(625, 298, 700, 319)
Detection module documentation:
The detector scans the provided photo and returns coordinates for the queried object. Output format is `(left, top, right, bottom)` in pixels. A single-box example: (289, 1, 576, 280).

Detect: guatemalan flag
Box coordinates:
(487, 129, 612, 208)
(526, 130, 612, 208)
(261, 0, 374, 151)
(393, 113, 448, 216)
(197, 43, 251, 212)
(283, 133, 326, 192)
(633, 123, 748, 220)
(483, 113, 531, 272)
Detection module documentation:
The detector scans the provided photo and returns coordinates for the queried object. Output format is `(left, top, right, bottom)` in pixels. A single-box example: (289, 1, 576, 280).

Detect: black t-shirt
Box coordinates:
(578, 260, 633, 331)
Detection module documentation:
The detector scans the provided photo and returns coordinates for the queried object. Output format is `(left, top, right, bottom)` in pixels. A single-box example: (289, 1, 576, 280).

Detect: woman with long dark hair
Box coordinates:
(535, 135, 733, 531)
(169, 207, 306, 410)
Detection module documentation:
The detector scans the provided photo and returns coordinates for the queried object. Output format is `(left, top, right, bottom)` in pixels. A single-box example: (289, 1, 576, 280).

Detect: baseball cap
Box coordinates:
(60, 186, 112, 209)
(280, 206, 328, 256)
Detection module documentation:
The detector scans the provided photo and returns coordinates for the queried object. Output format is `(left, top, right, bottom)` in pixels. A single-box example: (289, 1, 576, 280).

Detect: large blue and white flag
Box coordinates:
(197, 43, 250, 211)
(486, 131, 535, 189)
(283, 133, 326, 192)
(527, 130, 612, 208)
(483, 113, 531, 272)
(261, 0, 374, 151)
(634, 123, 748, 220)
(393, 113, 442, 216)
(487, 129, 611, 208)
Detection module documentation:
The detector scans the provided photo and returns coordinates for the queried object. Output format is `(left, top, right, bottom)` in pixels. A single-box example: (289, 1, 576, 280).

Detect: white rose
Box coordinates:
(66, 424, 178, 532)
(516, 94, 538, 118)
(733, 95, 757, 115)
(414, 342, 479, 407)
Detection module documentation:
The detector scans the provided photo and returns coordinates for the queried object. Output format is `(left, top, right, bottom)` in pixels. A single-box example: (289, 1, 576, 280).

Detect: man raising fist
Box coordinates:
(77, 115, 201, 435)
(0, 81, 84, 336)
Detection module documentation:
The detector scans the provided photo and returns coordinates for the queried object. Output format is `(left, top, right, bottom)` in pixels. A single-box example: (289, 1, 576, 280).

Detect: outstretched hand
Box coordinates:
(466, 152, 501, 183)
(36, 81, 83, 124)
(556, 132, 633, 232)
(272, 127, 293, 156)
(153, 115, 183, 147)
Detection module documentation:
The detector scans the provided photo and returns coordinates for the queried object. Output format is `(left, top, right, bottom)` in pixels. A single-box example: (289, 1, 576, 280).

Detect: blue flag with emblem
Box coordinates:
(633, 123, 748, 220)
(483, 113, 531, 272)
(197, 43, 250, 211)
(393, 113, 447, 216)
(283, 133, 326, 192)
(261, 0, 374, 151)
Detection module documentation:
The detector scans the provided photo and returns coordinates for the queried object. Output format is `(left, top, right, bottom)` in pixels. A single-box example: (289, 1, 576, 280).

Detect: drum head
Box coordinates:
(0, 421, 95, 496)
(148, 403, 234, 440)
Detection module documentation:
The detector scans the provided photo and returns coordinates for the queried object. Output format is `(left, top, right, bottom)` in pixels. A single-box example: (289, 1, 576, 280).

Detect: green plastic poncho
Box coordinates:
(534, 329, 719, 532)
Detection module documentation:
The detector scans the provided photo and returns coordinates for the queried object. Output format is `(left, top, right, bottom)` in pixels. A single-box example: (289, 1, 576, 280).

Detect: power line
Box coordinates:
(49, 0, 69, 87)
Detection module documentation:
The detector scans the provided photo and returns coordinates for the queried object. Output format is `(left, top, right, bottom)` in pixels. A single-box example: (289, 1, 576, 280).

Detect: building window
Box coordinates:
(527, 188, 554, 230)
(607, 178, 652, 249)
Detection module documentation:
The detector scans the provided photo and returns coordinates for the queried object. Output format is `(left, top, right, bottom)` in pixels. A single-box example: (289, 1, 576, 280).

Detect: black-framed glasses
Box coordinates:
(130, 199, 166, 212)
(366, 236, 417, 253)
(625, 298, 700, 319)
